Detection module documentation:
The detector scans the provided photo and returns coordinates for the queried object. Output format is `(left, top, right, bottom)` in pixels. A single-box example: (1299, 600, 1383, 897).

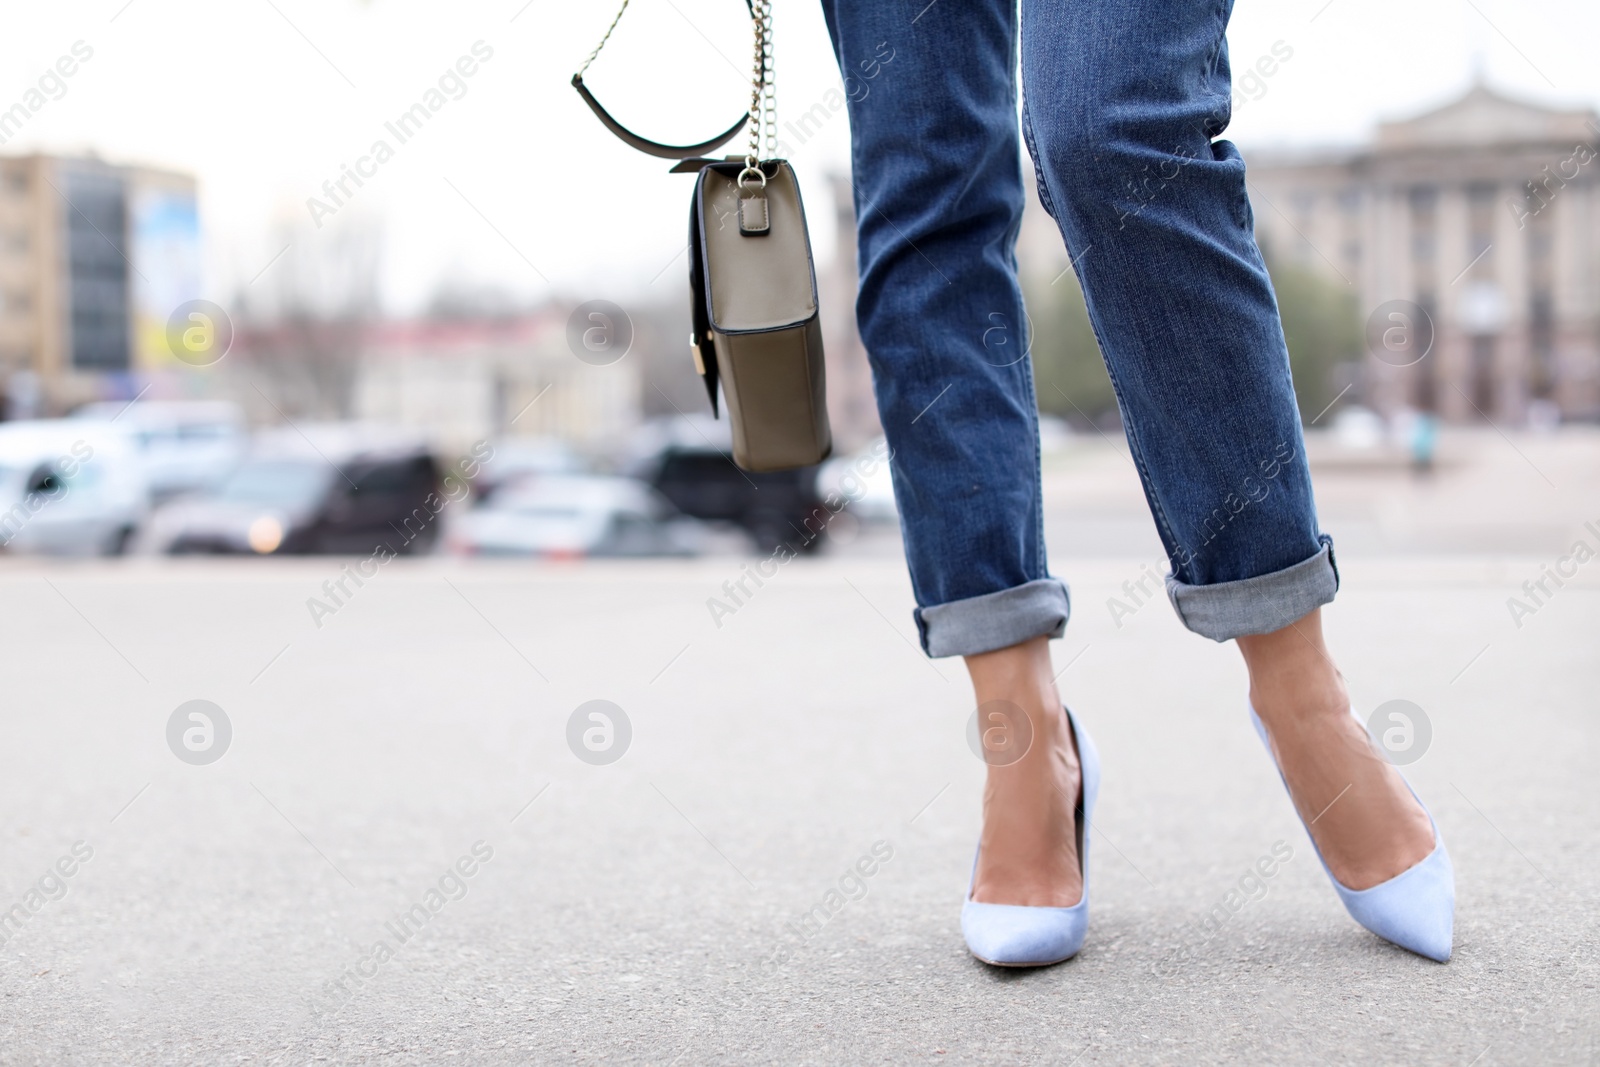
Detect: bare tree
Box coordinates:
(230, 212, 384, 420)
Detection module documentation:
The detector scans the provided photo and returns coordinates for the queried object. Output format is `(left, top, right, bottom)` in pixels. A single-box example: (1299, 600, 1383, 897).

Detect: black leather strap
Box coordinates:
(668, 157, 729, 173)
(570, 0, 759, 161)
(571, 75, 749, 160)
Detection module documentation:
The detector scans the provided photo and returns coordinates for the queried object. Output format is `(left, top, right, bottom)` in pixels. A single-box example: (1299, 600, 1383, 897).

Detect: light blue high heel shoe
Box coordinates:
(1248, 704, 1454, 962)
(961, 706, 1099, 967)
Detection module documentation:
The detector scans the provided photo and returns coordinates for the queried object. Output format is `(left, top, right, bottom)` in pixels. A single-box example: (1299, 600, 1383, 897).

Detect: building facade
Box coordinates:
(224, 308, 642, 456)
(818, 173, 882, 451)
(1246, 82, 1600, 423)
(0, 153, 200, 415)
(349, 313, 641, 454)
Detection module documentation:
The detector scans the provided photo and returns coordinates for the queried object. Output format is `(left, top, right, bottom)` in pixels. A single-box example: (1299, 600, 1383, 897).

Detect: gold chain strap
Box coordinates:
(744, 1, 768, 168)
(761, 1, 776, 157)
(575, 0, 632, 78)
(741, 0, 774, 185)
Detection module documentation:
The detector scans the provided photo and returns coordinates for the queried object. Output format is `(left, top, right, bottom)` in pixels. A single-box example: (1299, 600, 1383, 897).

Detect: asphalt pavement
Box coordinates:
(1, 430, 1597, 1065)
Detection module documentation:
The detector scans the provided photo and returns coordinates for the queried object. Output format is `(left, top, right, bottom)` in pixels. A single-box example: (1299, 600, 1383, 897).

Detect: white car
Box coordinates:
(472, 437, 585, 503)
(0, 420, 149, 556)
(816, 437, 898, 523)
(73, 400, 246, 500)
(449, 475, 702, 558)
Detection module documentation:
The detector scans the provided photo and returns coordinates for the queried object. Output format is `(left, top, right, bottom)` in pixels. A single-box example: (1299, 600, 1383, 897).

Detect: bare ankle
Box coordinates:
(964, 636, 1065, 735)
(1237, 608, 1349, 722)
(965, 636, 1055, 693)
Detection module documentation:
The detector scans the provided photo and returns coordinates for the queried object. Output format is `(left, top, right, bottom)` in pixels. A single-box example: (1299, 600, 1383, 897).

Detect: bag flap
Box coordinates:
(695, 161, 818, 335)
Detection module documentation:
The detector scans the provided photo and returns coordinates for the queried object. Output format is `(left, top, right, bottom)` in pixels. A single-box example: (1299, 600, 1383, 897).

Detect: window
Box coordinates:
(349, 456, 433, 495)
(215, 460, 332, 510)
(1469, 336, 1496, 416)
(1413, 293, 1439, 412)
(1409, 186, 1437, 266)
(1530, 291, 1556, 399)
(63, 167, 131, 371)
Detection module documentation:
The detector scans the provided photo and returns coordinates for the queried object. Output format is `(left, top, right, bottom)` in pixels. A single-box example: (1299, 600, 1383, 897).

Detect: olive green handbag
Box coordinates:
(572, 0, 831, 472)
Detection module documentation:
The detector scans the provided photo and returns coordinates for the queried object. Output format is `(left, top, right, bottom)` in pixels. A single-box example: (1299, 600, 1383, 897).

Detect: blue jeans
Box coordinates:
(821, 0, 1337, 657)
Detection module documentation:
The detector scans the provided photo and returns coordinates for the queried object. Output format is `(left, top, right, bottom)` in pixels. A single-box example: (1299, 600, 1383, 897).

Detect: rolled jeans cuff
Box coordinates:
(915, 577, 1070, 658)
(1165, 536, 1339, 642)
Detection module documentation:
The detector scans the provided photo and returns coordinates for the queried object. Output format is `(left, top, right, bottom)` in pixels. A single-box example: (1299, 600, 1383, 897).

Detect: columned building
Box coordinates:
(1246, 81, 1600, 423)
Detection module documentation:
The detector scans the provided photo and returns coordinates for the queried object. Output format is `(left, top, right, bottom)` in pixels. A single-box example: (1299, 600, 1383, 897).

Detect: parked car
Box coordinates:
(625, 417, 828, 553)
(449, 474, 701, 558)
(73, 399, 246, 501)
(471, 437, 584, 504)
(0, 420, 148, 556)
(816, 436, 897, 523)
(142, 425, 442, 556)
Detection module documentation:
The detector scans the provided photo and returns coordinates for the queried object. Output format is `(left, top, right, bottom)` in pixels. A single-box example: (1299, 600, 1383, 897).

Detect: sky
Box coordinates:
(2, 0, 1596, 315)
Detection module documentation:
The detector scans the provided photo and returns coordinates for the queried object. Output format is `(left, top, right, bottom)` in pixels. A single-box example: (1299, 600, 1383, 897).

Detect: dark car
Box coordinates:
(146, 425, 443, 556)
(627, 417, 828, 554)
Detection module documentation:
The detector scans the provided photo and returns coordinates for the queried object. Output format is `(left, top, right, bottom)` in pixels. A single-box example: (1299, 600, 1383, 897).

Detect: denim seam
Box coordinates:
(1047, 172, 1226, 582)
(1020, 90, 1187, 576)
(1009, 13, 1048, 585)
(1022, 335, 1047, 580)
(1085, 316, 1190, 579)
(1202, 0, 1232, 139)
(1020, 104, 1190, 574)
(1021, 97, 1059, 221)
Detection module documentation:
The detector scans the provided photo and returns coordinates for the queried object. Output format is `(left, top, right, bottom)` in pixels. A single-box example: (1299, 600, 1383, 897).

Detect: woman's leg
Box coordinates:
(819, 0, 1062, 652)
(1238, 609, 1434, 888)
(820, 0, 1083, 906)
(965, 637, 1083, 908)
(1018, 0, 1432, 882)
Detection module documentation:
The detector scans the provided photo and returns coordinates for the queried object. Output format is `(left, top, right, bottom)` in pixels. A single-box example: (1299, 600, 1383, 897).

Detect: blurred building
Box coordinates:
(818, 174, 883, 450)
(0, 153, 200, 415)
(1247, 81, 1600, 423)
(346, 311, 640, 455)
